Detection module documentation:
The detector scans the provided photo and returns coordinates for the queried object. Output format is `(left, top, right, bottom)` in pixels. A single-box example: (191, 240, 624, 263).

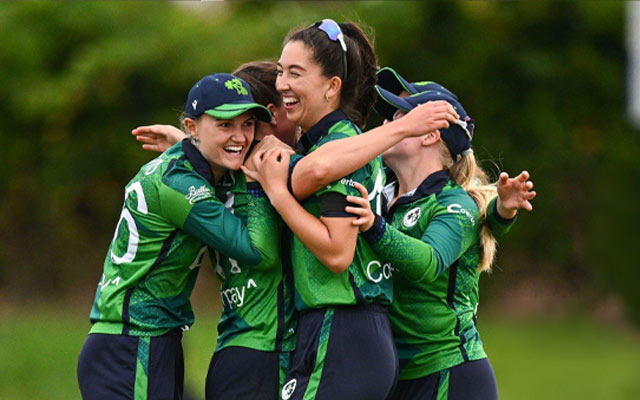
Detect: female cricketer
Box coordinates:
(77, 72, 277, 400)
(345, 78, 535, 400)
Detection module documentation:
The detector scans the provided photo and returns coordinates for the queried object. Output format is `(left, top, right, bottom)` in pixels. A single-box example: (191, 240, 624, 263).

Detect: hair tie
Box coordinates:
(455, 148, 473, 162)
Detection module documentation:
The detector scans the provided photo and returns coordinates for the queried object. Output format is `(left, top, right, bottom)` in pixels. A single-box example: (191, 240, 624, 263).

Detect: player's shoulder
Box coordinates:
(435, 181, 479, 224)
(436, 181, 478, 210)
(328, 117, 359, 135)
(318, 118, 359, 145)
(159, 152, 217, 203)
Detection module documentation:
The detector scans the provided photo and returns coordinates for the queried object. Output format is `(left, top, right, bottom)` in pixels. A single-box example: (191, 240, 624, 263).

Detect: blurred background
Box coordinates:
(1, 1, 639, 399)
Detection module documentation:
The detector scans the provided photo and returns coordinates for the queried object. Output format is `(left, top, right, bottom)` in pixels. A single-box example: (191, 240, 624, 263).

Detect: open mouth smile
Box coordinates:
(282, 96, 300, 110)
(224, 145, 244, 156)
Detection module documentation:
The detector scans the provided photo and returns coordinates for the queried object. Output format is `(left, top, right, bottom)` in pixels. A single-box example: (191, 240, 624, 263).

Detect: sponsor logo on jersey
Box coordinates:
(220, 279, 258, 309)
(366, 260, 393, 283)
(403, 207, 421, 228)
(282, 379, 297, 400)
(447, 203, 475, 225)
(98, 274, 121, 290)
(186, 185, 213, 204)
(340, 178, 357, 188)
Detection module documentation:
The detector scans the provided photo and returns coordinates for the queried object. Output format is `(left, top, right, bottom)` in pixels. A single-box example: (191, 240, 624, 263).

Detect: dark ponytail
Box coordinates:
(284, 21, 378, 129)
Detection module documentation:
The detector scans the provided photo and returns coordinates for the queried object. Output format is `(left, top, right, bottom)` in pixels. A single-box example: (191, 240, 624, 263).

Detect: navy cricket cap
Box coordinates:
(376, 67, 458, 97)
(375, 84, 475, 161)
(185, 73, 272, 123)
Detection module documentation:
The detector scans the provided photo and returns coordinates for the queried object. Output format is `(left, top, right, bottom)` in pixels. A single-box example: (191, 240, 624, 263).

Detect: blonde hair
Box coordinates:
(439, 143, 497, 273)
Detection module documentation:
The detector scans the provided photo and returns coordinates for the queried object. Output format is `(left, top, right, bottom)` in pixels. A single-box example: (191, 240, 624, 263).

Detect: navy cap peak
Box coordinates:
(185, 73, 271, 123)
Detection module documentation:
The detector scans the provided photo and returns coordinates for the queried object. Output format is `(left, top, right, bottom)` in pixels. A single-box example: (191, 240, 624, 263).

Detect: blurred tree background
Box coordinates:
(1, 1, 639, 399)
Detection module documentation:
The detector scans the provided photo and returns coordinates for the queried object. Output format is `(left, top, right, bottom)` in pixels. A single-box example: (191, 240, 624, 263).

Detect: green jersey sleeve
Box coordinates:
(244, 185, 280, 269)
(363, 217, 440, 283)
(485, 196, 517, 238)
(365, 190, 479, 282)
(421, 204, 469, 274)
(313, 130, 386, 217)
(159, 167, 264, 266)
(314, 132, 352, 198)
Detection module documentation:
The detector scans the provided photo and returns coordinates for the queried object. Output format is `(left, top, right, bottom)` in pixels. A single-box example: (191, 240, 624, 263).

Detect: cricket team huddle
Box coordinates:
(77, 19, 536, 400)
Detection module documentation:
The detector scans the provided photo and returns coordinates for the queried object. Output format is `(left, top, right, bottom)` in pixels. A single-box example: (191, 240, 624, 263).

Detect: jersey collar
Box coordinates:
(383, 169, 451, 218)
(295, 109, 349, 155)
(181, 139, 215, 185)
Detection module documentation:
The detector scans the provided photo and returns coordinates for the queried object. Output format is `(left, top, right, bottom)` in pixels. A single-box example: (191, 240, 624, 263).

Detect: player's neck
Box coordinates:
(390, 154, 443, 198)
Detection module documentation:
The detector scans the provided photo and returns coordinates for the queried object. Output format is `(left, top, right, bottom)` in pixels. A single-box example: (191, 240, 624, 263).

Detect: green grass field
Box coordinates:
(1, 306, 639, 399)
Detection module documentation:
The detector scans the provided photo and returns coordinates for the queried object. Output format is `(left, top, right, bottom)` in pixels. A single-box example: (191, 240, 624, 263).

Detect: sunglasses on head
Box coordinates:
(314, 19, 348, 81)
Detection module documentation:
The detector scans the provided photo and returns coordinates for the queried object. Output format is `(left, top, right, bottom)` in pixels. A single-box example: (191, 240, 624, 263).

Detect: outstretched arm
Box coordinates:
(485, 170, 536, 237)
(496, 170, 536, 218)
(284, 101, 459, 199)
(132, 124, 187, 153)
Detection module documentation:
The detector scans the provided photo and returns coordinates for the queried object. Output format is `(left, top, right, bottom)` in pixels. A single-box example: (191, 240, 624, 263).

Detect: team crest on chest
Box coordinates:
(282, 378, 297, 400)
(403, 207, 421, 228)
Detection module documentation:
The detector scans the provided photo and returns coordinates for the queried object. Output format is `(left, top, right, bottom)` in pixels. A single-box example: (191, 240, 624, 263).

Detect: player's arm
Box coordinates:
(244, 150, 357, 273)
(289, 101, 459, 199)
(177, 200, 264, 265)
(160, 172, 273, 266)
(244, 182, 282, 268)
(486, 171, 536, 237)
(365, 210, 471, 282)
(347, 182, 471, 282)
(132, 124, 187, 153)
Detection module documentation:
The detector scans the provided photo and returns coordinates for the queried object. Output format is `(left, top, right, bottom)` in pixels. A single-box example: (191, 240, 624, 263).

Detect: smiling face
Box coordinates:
(188, 111, 256, 181)
(276, 40, 337, 132)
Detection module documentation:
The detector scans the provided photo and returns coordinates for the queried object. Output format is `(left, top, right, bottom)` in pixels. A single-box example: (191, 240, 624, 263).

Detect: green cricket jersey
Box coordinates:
(212, 170, 296, 352)
(89, 140, 275, 337)
(290, 110, 390, 311)
(364, 169, 514, 379)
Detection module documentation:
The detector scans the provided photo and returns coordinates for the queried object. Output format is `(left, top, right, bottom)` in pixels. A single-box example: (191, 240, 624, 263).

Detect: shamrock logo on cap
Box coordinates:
(225, 78, 248, 95)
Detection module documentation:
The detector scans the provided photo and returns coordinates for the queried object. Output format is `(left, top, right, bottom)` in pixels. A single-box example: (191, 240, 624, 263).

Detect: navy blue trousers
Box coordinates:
(281, 303, 398, 400)
(206, 346, 289, 400)
(77, 330, 184, 400)
(390, 358, 498, 400)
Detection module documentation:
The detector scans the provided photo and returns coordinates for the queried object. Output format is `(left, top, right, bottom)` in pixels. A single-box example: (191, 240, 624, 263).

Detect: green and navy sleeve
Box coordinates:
(362, 216, 440, 282)
(364, 194, 479, 282)
(314, 130, 372, 218)
(314, 131, 353, 199)
(485, 196, 516, 238)
(421, 201, 474, 275)
(159, 167, 264, 266)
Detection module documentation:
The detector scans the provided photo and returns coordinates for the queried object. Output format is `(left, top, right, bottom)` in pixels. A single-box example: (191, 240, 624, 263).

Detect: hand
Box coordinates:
(131, 125, 187, 153)
(496, 171, 536, 219)
(241, 148, 292, 202)
(247, 135, 293, 159)
(397, 100, 460, 138)
(244, 135, 294, 173)
(345, 182, 376, 232)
